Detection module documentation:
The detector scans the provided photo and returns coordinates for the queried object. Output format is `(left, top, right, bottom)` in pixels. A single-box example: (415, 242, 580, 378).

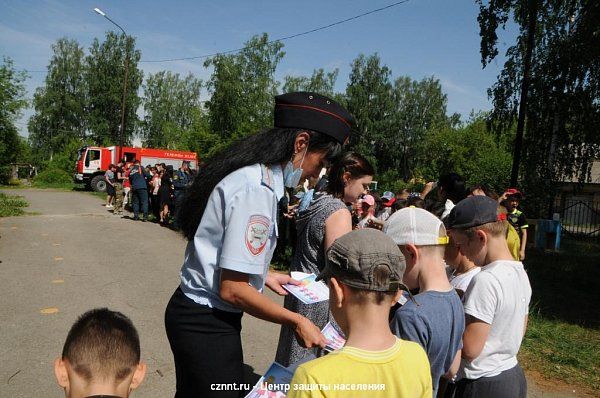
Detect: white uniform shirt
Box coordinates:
(459, 260, 532, 379)
(179, 163, 284, 313)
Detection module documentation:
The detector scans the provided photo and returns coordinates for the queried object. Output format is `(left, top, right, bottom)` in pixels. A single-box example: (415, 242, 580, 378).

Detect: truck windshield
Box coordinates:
(77, 148, 85, 161)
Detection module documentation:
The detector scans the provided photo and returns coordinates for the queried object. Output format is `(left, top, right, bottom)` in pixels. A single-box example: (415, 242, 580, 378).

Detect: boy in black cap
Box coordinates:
(288, 229, 432, 397)
(445, 196, 532, 398)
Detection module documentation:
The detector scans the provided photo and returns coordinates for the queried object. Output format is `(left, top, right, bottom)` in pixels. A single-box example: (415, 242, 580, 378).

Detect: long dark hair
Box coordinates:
(177, 127, 342, 240)
(327, 152, 375, 199)
(439, 172, 467, 204)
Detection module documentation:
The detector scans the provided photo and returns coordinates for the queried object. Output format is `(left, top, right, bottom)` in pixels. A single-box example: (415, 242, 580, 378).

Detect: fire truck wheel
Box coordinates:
(90, 175, 107, 193)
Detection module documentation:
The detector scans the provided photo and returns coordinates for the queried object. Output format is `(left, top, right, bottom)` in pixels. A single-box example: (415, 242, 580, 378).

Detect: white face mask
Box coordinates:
(283, 146, 308, 188)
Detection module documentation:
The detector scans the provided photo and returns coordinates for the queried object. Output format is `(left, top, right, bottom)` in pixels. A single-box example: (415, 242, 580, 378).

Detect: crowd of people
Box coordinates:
(54, 92, 532, 398)
(103, 160, 196, 225)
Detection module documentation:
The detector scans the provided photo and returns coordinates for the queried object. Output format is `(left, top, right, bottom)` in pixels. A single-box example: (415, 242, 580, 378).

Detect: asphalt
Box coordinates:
(0, 189, 584, 397)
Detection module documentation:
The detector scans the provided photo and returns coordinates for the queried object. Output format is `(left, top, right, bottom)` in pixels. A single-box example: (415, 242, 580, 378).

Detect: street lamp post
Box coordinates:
(93, 7, 129, 162)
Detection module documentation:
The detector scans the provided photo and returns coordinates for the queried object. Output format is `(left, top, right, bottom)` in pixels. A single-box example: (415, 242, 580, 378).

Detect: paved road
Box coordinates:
(0, 189, 584, 397)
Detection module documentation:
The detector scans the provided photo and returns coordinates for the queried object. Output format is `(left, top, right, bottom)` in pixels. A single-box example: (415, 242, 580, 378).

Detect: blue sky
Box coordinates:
(1, 0, 517, 138)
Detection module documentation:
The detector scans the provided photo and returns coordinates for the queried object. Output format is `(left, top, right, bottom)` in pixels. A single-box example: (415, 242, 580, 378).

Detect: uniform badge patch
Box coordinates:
(245, 215, 270, 256)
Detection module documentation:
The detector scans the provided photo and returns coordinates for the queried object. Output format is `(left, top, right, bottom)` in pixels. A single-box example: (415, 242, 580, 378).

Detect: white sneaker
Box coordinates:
(106, 204, 113, 208)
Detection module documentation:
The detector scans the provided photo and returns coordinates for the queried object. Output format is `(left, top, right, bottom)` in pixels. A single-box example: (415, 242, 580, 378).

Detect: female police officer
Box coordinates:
(165, 92, 354, 397)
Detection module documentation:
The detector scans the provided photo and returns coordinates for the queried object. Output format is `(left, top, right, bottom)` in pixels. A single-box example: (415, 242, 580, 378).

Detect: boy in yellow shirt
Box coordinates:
(288, 229, 432, 398)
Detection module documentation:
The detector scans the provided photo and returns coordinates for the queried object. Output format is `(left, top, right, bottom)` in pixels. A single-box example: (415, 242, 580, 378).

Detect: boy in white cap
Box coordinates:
(384, 207, 464, 396)
(288, 229, 432, 397)
(445, 195, 531, 398)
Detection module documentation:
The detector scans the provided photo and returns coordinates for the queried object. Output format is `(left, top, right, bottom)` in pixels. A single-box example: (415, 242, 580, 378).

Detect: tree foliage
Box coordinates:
(422, 112, 513, 194)
(140, 71, 202, 148)
(283, 68, 339, 96)
(0, 57, 28, 183)
(388, 76, 456, 180)
(28, 38, 86, 163)
(477, 0, 600, 216)
(345, 54, 456, 182)
(345, 54, 394, 171)
(204, 33, 284, 141)
(85, 31, 143, 146)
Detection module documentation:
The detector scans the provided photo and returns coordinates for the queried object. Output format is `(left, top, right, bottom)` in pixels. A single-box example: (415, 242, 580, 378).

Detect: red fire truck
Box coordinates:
(74, 145, 198, 192)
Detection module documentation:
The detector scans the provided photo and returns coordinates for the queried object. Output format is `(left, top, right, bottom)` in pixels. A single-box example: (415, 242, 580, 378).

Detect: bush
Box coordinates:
(7, 178, 21, 186)
(34, 168, 72, 185)
(0, 192, 28, 217)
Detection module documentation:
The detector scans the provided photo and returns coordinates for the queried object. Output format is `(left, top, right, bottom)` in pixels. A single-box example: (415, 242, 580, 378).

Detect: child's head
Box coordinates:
(54, 308, 146, 398)
(444, 234, 462, 270)
(445, 195, 509, 267)
(503, 188, 523, 209)
(406, 196, 425, 208)
(383, 207, 449, 290)
(361, 194, 375, 214)
(318, 229, 407, 333)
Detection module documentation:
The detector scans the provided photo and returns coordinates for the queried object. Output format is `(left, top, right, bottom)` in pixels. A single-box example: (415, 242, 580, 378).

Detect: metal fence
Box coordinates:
(557, 199, 600, 240)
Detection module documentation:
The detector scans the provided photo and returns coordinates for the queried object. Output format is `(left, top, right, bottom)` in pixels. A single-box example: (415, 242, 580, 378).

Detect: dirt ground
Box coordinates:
(0, 189, 588, 397)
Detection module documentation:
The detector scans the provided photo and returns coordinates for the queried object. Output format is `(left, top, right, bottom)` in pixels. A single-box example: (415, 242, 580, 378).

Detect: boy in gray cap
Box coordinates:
(445, 195, 531, 398)
(288, 229, 432, 398)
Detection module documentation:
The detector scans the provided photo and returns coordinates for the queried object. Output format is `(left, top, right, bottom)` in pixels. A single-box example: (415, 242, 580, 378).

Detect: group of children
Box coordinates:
(55, 193, 531, 398)
(287, 195, 531, 397)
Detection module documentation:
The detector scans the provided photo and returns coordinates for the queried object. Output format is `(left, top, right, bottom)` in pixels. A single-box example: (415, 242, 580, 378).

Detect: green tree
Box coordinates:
(28, 38, 86, 164)
(421, 113, 513, 194)
(204, 33, 285, 141)
(346, 54, 454, 182)
(181, 108, 223, 161)
(388, 75, 455, 180)
(85, 31, 143, 147)
(282, 68, 339, 96)
(0, 57, 28, 183)
(477, 0, 600, 216)
(140, 71, 203, 148)
(345, 54, 394, 170)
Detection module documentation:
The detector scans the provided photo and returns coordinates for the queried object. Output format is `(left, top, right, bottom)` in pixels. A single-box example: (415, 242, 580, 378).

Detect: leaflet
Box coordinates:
(321, 322, 346, 352)
(283, 273, 329, 304)
(244, 362, 293, 398)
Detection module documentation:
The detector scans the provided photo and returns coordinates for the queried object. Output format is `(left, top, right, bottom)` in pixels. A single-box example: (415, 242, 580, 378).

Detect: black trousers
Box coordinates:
(165, 287, 246, 398)
(454, 364, 527, 398)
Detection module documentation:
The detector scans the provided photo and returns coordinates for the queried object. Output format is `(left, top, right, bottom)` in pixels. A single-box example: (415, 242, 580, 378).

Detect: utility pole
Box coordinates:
(93, 7, 129, 162)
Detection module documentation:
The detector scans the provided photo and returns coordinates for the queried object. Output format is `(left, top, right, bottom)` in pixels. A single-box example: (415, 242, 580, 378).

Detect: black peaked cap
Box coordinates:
(274, 92, 355, 144)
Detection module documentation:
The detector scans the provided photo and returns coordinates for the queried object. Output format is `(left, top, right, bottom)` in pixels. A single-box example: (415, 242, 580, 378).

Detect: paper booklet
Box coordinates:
(244, 362, 294, 398)
(321, 322, 346, 352)
(245, 322, 346, 397)
(283, 272, 329, 304)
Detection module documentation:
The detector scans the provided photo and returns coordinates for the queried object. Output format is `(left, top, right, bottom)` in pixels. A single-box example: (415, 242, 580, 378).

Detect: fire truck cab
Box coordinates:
(74, 145, 198, 192)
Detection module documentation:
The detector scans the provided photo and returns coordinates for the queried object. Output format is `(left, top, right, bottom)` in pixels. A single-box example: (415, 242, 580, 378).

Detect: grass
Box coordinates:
(519, 237, 600, 393)
(31, 181, 77, 190)
(521, 313, 600, 392)
(0, 192, 29, 217)
(0, 181, 76, 190)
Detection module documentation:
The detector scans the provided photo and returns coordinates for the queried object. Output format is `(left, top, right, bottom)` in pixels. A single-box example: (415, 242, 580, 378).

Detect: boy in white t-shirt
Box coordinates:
(445, 196, 532, 398)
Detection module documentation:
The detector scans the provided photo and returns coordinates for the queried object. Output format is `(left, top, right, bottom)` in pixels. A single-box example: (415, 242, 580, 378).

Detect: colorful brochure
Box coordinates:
(245, 362, 293, 398)
(283, 273, 329, 304)
(321, 322, 346, 352)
